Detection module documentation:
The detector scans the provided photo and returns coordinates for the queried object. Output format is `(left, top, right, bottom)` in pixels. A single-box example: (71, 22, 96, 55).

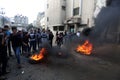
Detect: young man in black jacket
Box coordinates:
(10, 27, 22, 68)
(0, 28, 9, 77)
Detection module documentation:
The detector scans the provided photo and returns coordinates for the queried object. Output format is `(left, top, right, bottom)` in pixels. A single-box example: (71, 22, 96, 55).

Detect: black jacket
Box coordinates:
(10, 33, 22, 47)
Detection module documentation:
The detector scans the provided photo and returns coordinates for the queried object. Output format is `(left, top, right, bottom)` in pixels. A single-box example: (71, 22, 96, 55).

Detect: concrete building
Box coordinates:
(0, 15, 3, 27)
(0, 8, 28, 28)
(13, 14, 28, 27)
(33, 20, 37, 27)
(94, 0, 106, 18)
(0, 15, 11, 28)
(40, 17, 45, 29)
(45, 0, 66, 32)
(36, 12, 45, 29)
(45, 0, 107, 32)
(0, 8, 10, 27)
(65, 0, 96, 32)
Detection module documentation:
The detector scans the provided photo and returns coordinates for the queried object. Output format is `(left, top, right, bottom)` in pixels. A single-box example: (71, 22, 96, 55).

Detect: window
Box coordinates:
(73, 7, 79, 16)
(53, 26, 64, 31)
(47, 17, 49, 22)
(53, 26, 58, 31)
(62, 6, 66, 10)
(47, 4, 49, 8)
(59, 26, 64, 31)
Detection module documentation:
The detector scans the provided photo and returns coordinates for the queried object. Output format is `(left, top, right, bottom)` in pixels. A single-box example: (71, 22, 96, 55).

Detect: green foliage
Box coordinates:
(27, 23, 33, 30)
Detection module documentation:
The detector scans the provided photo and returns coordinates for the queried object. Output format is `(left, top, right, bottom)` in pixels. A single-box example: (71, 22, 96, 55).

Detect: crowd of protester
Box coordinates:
(0, 25, 55, 79)
(0, 25, 81, 79)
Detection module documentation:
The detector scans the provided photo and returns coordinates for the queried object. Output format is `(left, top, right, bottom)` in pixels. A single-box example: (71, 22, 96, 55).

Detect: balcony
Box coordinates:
(64, 17, 81, 24)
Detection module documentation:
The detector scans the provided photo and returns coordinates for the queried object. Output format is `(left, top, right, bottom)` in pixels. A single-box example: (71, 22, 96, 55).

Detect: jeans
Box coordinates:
(37, 38, 41, 48)
(23, 45, 29, 53)
(30, 41, 36, 52)
(13, 47, 21, 64)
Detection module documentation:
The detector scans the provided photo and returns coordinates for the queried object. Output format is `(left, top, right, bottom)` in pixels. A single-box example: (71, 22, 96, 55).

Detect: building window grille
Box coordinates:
(53, 26, 58, 31)
(59, 26, 64, 31)
(62, 6, 66, 10)
(47, 4, 49, 8)
(73, 7, 79, 16)
(47, 17, 49, 22)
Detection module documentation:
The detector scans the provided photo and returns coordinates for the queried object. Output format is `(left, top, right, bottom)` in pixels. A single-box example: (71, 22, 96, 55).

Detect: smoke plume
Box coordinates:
(91, 0, 120, 43)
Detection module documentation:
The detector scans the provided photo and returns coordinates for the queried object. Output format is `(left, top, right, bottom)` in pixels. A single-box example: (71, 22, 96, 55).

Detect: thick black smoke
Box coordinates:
(91, 0, 120, 43)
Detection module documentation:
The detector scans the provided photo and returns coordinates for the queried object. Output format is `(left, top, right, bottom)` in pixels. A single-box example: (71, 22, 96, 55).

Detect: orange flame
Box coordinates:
(76, 40, 93, 55)
(30, 48, 46, 61)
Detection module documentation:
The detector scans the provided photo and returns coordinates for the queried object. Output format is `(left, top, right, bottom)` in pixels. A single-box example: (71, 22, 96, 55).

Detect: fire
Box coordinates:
(30, 48, 46, 61)
(76, 40, 93, 55)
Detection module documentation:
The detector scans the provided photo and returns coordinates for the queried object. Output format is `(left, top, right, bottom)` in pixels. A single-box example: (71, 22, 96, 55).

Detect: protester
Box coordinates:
(37, 28, 41, 48)
(56, 31, 58, 37)
(0, 28, 9, 76)
(48, 30, 54, 47)
(76, 31, 80, 37)
(34, 29, 38, 50)
(29, 29, 36, 52)
(10, 27, 22, 68)
(17, 30, 23, 54)
(4, 25, 12, 57)
(22, 31, 30, 57)
(55, 33, 63, 48)
(41, 29, 49, 47)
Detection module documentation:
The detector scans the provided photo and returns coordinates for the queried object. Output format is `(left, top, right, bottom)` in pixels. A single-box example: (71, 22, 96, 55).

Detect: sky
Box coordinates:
(0, 0, 46, 23)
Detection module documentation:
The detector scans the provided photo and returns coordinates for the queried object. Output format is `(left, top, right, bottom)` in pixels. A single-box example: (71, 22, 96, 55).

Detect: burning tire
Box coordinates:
(75, 40, 93, 55)
(28, 57, 45, 64)
(28, 48, 48, 64)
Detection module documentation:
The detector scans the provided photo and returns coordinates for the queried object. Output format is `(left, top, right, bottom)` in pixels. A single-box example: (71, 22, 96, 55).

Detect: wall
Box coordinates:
(81, 0, 95, 27)
(46, 0, 65, 31)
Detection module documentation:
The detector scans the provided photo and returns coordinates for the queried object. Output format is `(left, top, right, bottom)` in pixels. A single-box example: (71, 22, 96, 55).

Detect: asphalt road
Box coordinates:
(5, 44, 120, 80)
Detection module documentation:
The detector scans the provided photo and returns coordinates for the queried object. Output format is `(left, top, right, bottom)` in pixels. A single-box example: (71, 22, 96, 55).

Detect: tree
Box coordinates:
(27, 23, 33, 30)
